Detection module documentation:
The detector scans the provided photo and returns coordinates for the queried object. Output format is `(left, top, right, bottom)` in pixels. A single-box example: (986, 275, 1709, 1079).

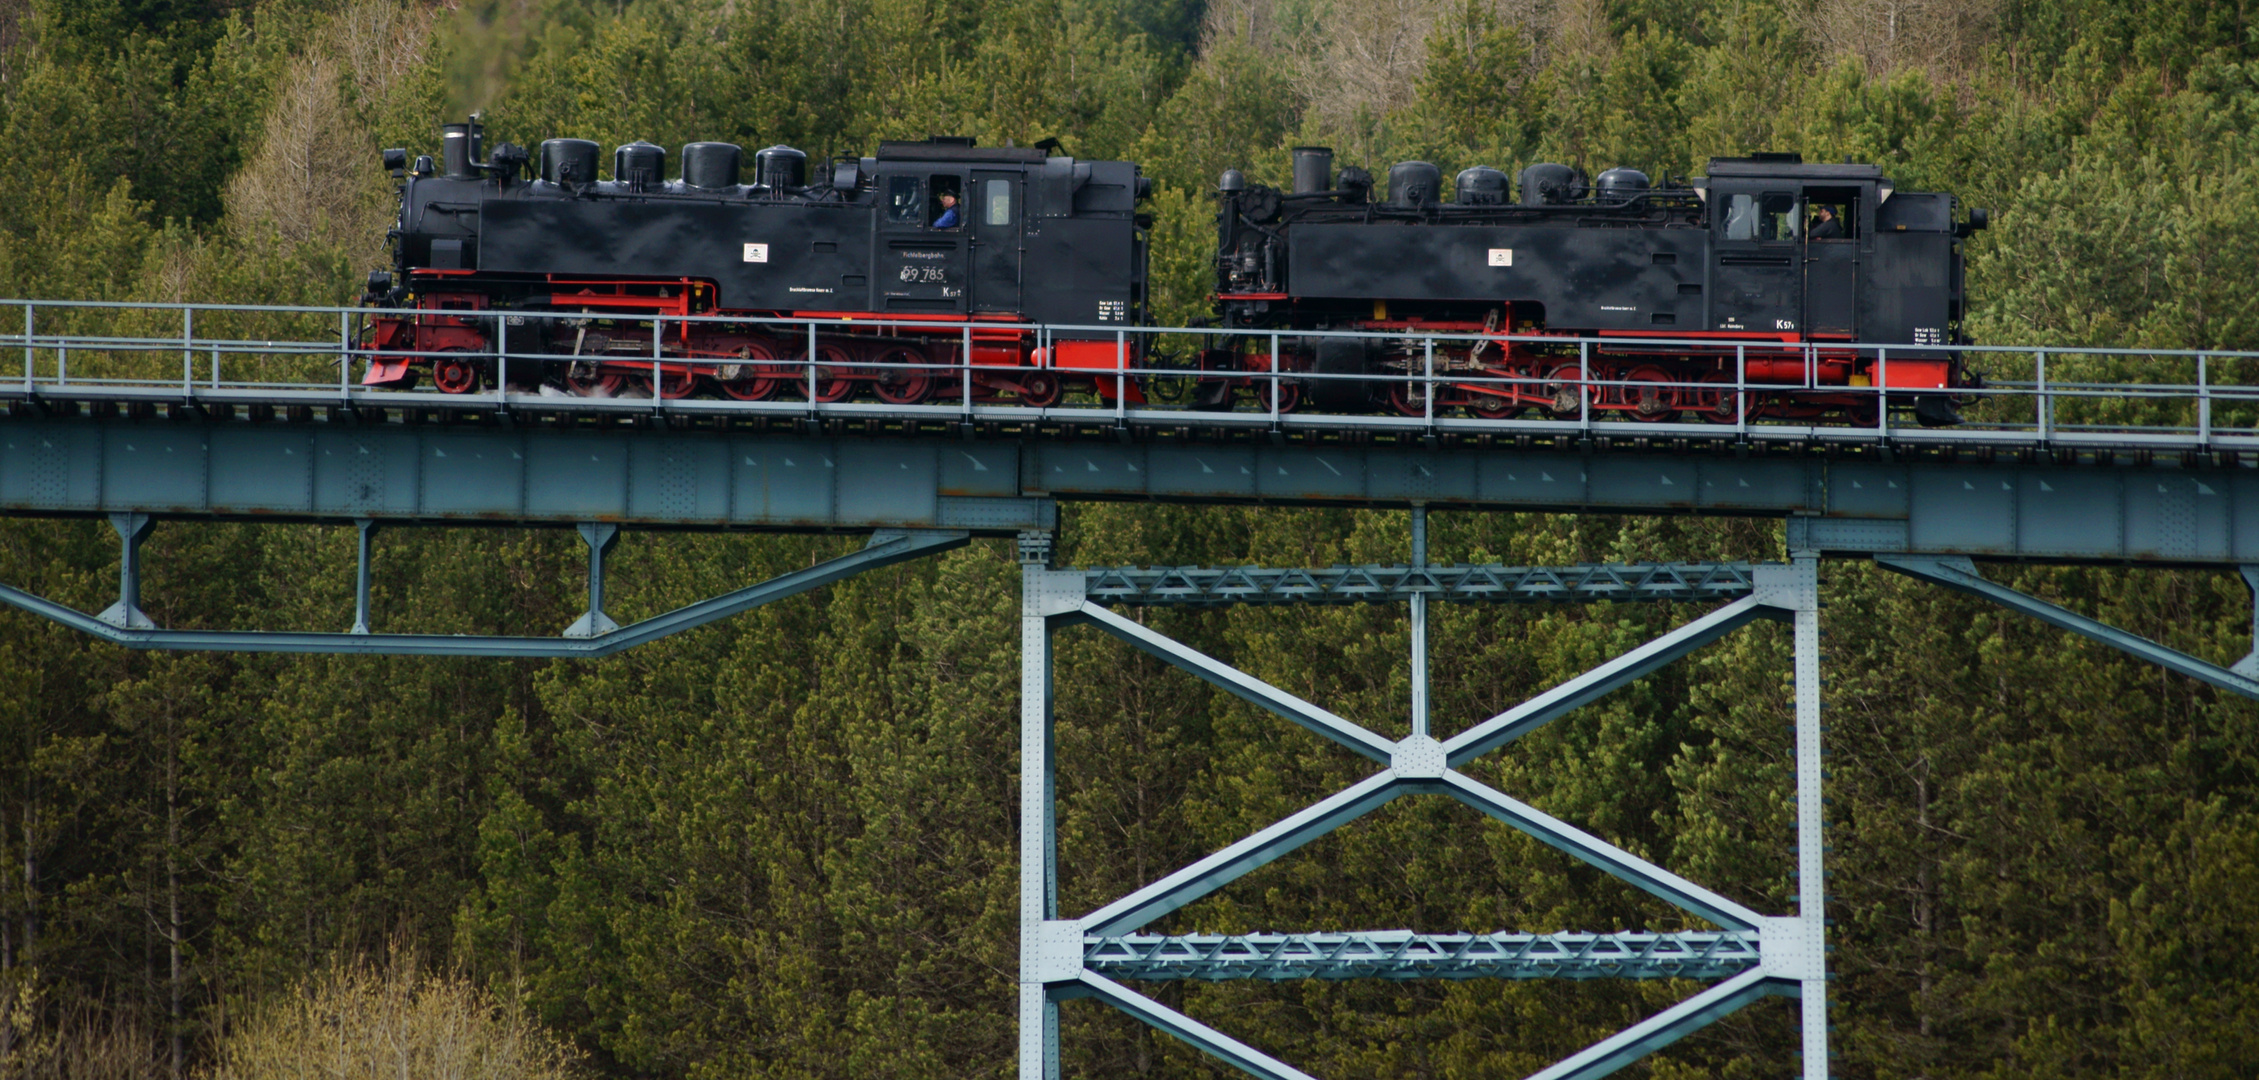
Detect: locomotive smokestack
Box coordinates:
(1290, 147, 1333, 195)
(440, 122, 476, 179)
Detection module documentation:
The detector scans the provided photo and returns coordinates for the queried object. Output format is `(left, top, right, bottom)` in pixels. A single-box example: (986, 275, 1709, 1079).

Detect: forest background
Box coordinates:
(0, 0, 2257, 1077)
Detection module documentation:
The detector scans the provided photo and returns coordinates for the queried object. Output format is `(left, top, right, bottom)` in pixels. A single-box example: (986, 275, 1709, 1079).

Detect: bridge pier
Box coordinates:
(1017, 530, 1828, 1079)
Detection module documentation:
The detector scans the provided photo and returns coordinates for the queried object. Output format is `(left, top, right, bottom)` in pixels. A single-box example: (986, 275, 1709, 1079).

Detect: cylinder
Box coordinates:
(539, 139, 600, 185)
(613, 141, 665, 191)
(680, 141, 743, 189)
(1518, 162, 1584, 206)
(1595, 167, 1651, 201)
(753, 145, 808, 192)
(441, 122, 475, 178)
(1387, 161, 1441, 208)
(1290, 146, 1333, 195)
(1454, 166, 1509, 205)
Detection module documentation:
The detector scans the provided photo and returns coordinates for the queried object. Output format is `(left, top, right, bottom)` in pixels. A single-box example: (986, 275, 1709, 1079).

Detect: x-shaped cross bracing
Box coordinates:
(1020, 557, 1830, 1080)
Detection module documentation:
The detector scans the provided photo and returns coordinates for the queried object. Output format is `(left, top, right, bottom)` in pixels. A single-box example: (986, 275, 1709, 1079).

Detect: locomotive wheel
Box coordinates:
(1624, 365, 1680, 423)
(1261, 377, 1303, 413)
(566, 369, 631, 398)
(1695, 371, 1744, 424)
(1385, 380, 1428, 417)
(1842, 396, 1882, 427)
(716, 343, 784, 401)
(1541, 361, 1595, 420)
(630, 370, 700, 399)
(1465, 392, 1521, 420)
(803, 343, 857, 402)
(432, 352, 483, 395)
(1020, 371, 1064, 408)
(870, 346, 935, 405)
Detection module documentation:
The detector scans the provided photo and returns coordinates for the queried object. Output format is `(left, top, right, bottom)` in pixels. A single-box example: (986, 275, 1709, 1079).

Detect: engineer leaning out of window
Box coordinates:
(933, 192, 960, 228)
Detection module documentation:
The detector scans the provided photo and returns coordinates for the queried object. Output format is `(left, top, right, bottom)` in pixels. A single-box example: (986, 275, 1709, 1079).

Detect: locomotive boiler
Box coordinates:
(1204, 148, 1987, 425)
(359, 118, 1152, 405)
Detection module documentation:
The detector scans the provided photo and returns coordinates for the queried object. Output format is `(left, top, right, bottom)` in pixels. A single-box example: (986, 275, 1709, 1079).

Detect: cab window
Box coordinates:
(984, 179, 1013, 226)
(929, 175, 964, 229)
(887, 177, 922, 224)
(1723, 191, 1800, 240)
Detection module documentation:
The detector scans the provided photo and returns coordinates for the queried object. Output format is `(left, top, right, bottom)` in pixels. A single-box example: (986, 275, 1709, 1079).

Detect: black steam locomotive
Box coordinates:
(1203, 148, 1986, 424)
(360, 118, 1151, 405)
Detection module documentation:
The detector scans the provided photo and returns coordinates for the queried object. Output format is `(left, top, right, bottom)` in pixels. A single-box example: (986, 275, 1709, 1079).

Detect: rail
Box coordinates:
(5, 297, 2259, 453)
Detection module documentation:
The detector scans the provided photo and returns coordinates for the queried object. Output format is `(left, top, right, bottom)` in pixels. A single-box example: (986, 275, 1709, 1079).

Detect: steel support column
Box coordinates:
(565, 522, 621, 638)
(96, 511, 155, 629)
(1785, 554, 1830, 1076)
(352, 518, 378, 635)
(1021, 535, 1071, 1080)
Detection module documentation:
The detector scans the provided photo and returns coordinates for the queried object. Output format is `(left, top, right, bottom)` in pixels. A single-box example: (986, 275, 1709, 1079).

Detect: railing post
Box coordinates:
(1735, 344, 1747, 437)
(1876, 347, 1888, 439)
(20, 303, 30, 394)
(807, 322, 819, 414)
(338, 308, 351, 397)
(1579, 339, 1591, 434)
(1423, 336, 1435, 429)
(2199, 353, 2211, 445)
(2036, 350, 2049, 443)
(57, 342, 67, 386)
(964, 323, 976, 417)
(1268, 333, 1280, 423)
(496, 315, 509, 409)
(1116, 328, 1127, 422)
(651, 316, 664, 412)
(182, 308, 194, 396)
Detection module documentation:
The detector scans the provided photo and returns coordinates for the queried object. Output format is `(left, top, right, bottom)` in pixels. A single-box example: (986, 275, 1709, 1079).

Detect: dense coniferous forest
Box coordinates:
(1, 0, 2257, 1076)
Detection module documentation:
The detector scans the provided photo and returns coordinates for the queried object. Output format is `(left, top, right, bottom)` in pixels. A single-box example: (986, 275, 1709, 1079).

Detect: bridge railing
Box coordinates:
(5, 297, 2259, 450)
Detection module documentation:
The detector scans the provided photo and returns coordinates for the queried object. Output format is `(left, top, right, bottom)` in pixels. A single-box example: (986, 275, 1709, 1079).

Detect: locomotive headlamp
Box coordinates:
(382, 148, 408, 175)
(412, 155, 435, 177)
(1135, 176, 1153, 201)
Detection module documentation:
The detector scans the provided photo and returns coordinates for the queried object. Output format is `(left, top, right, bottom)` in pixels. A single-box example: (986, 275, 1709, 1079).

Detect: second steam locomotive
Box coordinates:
(1201, 147, 1986, 425)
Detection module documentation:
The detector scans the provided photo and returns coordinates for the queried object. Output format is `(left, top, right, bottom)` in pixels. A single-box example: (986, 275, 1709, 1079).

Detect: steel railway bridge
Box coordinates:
(6, 299, 2259, 1079)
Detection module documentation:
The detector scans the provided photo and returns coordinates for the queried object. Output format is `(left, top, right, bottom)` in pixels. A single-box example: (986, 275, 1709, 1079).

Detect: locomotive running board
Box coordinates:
(0, 516, 967, 656)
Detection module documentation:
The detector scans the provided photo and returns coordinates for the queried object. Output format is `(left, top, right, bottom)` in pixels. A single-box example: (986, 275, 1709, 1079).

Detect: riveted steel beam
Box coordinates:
(1079, 772, 1406, 938)
(0, 529, 967, 655)
(1086, 930, 1762, 982)
(1874, 553, 2259, 699)
(1443, 595, 1782, 766)
(1076, 971, 1321, 1080)
(1525, 969, 1797, 1080)
(1439, 771, 1767, 931)
(1069, 602, 1399, 763)
(1081, 562, 1759, 606)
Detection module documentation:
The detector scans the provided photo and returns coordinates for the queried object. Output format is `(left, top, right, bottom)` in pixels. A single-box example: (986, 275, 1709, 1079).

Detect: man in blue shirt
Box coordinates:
(933, 192, 960, 228)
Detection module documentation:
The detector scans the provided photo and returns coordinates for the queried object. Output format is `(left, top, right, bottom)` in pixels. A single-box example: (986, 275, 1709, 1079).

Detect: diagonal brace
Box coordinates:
(1523, 968, 1795, 1080)
(1072, 601, 1398, 763)
(1445, 595, 1779, 766)
(1876, 554, 2259, 700)
(1081, 772, 1405, 937)
(1078, 971, 1321, 1080)
(1441, 771, 1765, 931)
(0, 529, 967, 656)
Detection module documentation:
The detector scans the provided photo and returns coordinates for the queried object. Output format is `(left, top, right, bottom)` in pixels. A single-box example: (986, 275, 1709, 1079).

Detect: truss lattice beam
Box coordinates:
(1082, 563, 1760, 607)
(1526, 969, 1798, 1080)
(1078, 971, 1321, 1080)
(1086, 930, 1762, 981)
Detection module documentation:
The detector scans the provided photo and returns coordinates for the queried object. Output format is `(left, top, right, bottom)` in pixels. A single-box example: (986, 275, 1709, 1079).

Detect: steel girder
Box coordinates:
(1081, 562, 1759, 606)
(16, 413, 2259, 565)
(1018, 546, 1827, 1080)
(1084, 930, 1763, 981)
(0, 520, 968, 655)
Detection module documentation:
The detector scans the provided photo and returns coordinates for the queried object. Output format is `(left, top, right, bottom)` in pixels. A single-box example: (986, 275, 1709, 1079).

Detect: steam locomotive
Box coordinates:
(358, 118, 1151, 405)
(1201, 148, 1986, 425)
